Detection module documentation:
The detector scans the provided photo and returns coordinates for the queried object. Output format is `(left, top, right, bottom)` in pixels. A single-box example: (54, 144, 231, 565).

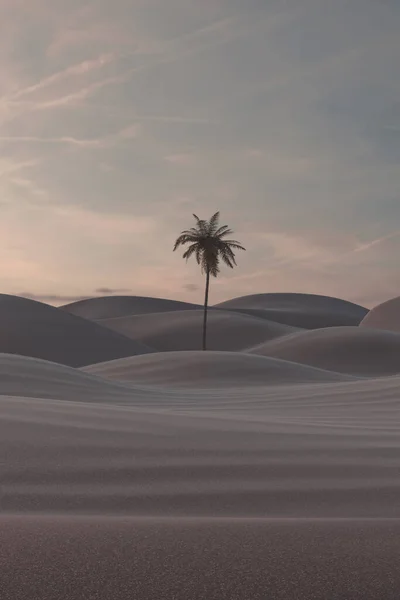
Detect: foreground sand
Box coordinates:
(2, 516, 400, 599)
(1, 292, 400, 598)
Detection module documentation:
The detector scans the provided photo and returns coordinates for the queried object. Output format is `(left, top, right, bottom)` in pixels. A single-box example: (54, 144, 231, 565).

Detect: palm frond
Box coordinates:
(195, 245, 203, 267)
(207, 211, 220, 235)
(214, 225, 232, 238)
(182, 243, 199, 261)
(218, 243, 237, 269)
(223, 240, 246, 251)
(180, 228, 202, 237)
(192, 214, 208, 235)
(173, 234, 199, 250)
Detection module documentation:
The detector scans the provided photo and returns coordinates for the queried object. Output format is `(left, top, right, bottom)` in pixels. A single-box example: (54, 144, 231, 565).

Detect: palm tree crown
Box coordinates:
(173, 211, 245, 276)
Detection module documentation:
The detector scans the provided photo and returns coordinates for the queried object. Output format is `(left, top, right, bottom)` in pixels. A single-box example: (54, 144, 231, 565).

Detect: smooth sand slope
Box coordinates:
(248, 326, 400, 376)
(63, 295, 202, 319)
(0, 354, 144, 402)
(3, 368, 400, 516)
(360, 295, 400, 333)
(216, 292, 368, 328)
(97, 309, 297, 352)
(0, 294, 151, 367)
(85, 350, 354, 388)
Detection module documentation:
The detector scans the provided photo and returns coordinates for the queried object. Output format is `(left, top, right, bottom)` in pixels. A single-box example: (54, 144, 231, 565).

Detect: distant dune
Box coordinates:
(360, 296, 400, 333)
(63, 295, 202, 320)
(0, 294, 151, 367)
(96, 309, 297, 352)
(84, 350, 354, 388)
(215, 292, 368, 328)
(248, 326, 400, 376)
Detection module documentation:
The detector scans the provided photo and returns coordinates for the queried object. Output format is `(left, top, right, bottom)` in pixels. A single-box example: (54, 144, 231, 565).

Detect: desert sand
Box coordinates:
(1, 292, 400, 599)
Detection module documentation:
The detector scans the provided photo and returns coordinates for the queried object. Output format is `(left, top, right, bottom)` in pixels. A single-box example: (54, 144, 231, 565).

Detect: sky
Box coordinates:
(0, 0, 399, 308)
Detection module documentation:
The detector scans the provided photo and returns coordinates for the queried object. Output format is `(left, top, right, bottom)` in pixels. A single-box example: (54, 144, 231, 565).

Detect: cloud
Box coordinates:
(138, 115, 212, 124)
(164, 152, 197, 166)
(0, 123, 141, 149)
(0, 158, 39, 177)
(183, 283, 200, 292)
(95, 287, 132, 294)
(354, 231, 400, 254)
(18, 292, 91, 304)
(11, 54, 115, 100)
(8, 175, 48, 198)
(0, 135, 106, 148)
(248, 230, 354, 269)
(31, 74, 130, 110)
(18, 287, 133, 305)
(118, 124, 142, 139)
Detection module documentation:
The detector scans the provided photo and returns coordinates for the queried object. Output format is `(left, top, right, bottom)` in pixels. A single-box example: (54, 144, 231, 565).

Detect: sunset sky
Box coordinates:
(1, 0, 399, 307)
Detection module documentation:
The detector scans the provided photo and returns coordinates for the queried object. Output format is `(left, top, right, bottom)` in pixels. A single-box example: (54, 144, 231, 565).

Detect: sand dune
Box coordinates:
(248, 326, 400, 376)
(216, 292, 368, 328)
(63, 295, 201, 320)
(0, 294, 151, 367)
(97, 309, 297, 352)
(2, 291, 400, 599)
(61, 292, 369, 331)
(360, 295, 400, 333)
(84, 350, 354, 388)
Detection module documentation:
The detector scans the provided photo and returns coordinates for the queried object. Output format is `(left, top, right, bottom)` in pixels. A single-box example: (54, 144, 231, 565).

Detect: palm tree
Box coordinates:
(173, 211, 245, 350)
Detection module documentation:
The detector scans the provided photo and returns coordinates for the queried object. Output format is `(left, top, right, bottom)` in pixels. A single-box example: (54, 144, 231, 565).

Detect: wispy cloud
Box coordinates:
(11, 54, 115, 100)
(0, 158, 39, 176)
(0, 135, 105, 147)
(354, 231, 400, 253)
(0, 123, 141, 149)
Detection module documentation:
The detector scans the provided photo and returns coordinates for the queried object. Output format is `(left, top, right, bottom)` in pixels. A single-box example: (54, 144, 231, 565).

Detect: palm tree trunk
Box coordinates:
(202, 267, 210, 351)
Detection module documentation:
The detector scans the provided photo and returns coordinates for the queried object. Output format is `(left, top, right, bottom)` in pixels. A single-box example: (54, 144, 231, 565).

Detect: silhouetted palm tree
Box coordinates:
(173, 211, 245, 350)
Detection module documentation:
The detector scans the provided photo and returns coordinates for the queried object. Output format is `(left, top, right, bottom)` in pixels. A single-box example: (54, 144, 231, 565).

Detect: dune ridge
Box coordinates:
(96, 309, 297, 352)
(63, 295, 202, 320)
(216, 292, 368, 328)
(248, 326, 400, 376)
(84, 350, 355, 388)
